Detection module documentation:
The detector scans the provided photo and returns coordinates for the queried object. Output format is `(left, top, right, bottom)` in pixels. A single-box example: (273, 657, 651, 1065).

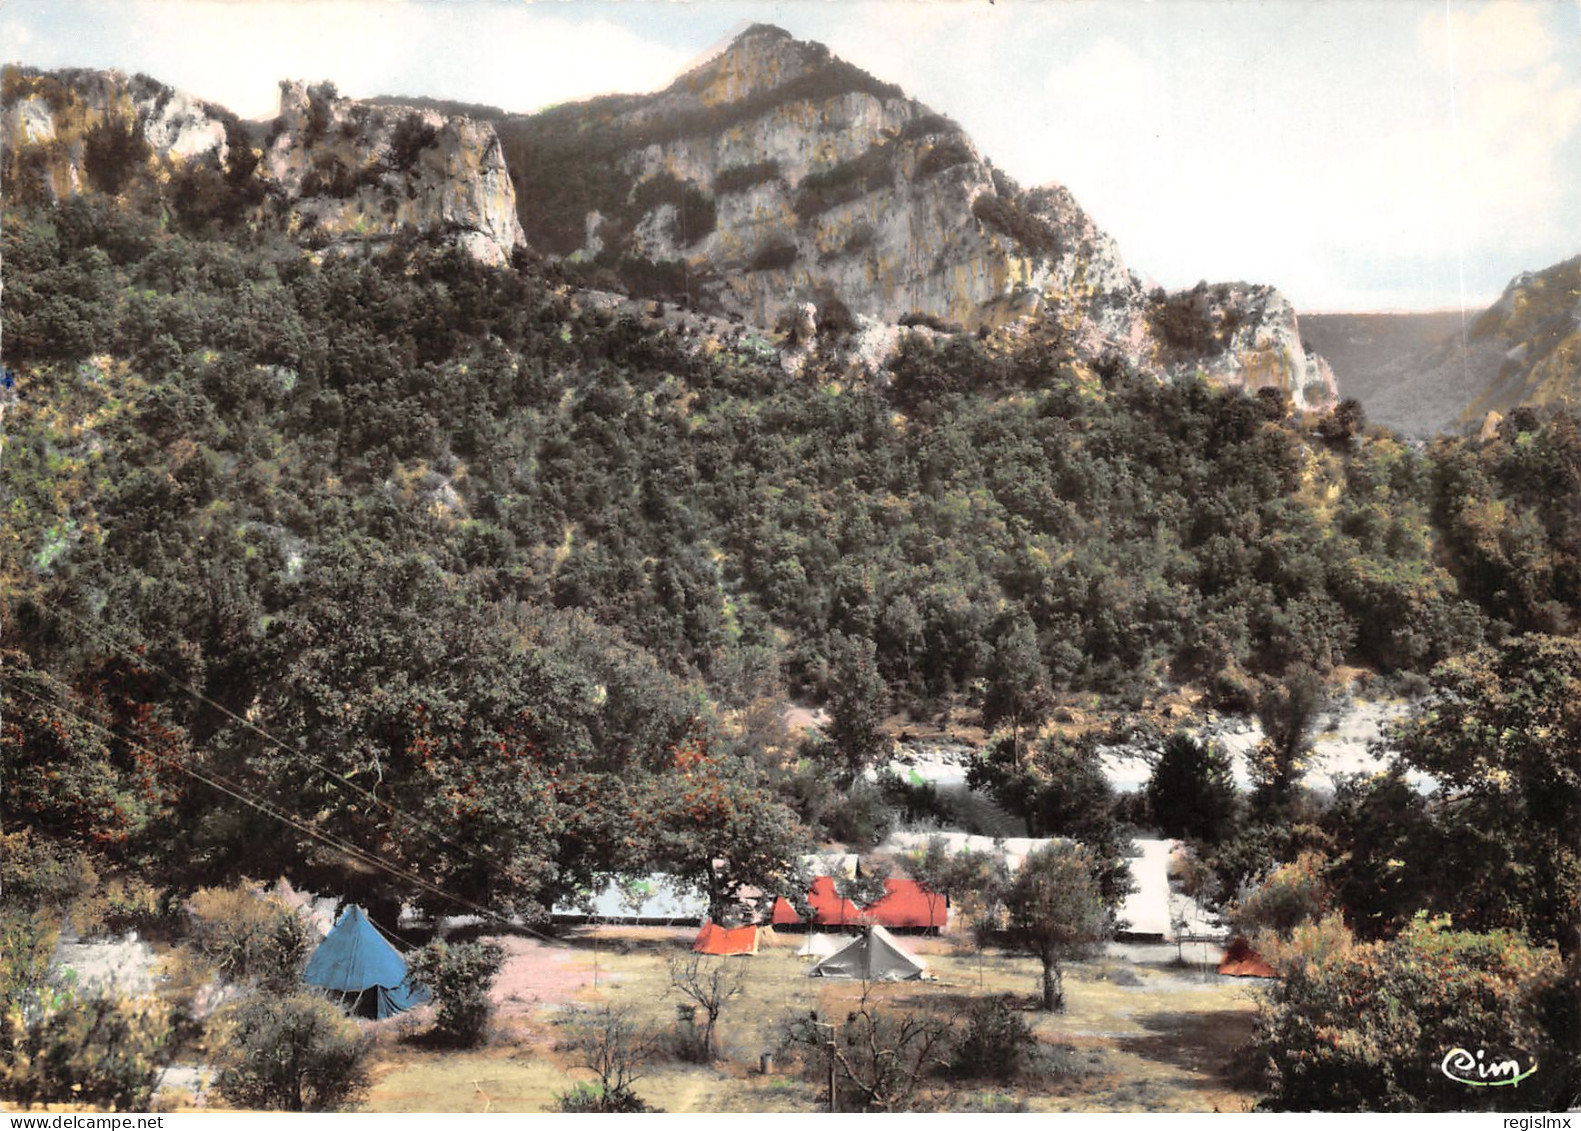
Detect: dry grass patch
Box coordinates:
(358, 927, 1263, 1112)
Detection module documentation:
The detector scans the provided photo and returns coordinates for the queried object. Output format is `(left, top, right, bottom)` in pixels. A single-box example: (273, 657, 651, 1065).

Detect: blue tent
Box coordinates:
(304, 905, 430, 1019)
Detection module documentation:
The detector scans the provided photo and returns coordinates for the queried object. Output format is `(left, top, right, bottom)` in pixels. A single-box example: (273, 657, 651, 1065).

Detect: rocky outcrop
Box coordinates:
(528, 26, 1146, 343)
(1148, 282, 1338, 410)
(3, 37, 1335, 404)
(499, 25, 1327, 402)
(1, 65, 524, 265)
(264, 80, 523, 265)
(1459, 256, 1581, 426)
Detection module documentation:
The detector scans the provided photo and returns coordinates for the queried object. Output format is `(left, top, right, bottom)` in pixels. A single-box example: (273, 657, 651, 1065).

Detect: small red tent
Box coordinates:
(692, 922, 759, 956)
(861, 878, 948, 931)
(1217, 936, 1277, 978)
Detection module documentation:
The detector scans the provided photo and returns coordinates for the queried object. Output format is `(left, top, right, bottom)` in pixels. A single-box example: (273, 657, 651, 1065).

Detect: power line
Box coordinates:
(4, 673, 571, 951)
(38, 596, 511, 883)
(9, 670, 490, 915)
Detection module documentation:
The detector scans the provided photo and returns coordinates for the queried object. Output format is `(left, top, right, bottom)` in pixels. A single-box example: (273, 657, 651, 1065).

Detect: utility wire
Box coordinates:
(37, 595, 512, 883)
(4, 673, 572, 951)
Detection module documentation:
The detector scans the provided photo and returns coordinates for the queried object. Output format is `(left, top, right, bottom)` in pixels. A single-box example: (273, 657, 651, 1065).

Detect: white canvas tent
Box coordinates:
(807, 925, 925, 981)
(795, 932, 844, 960)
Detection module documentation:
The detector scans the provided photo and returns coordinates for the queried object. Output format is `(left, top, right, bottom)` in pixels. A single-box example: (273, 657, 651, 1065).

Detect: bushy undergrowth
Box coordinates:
(212, 993, 370, 1112)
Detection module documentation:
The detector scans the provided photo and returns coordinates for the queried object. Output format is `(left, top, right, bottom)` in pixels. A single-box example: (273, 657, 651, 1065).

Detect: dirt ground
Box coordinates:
(357, 927, 1266, 1113)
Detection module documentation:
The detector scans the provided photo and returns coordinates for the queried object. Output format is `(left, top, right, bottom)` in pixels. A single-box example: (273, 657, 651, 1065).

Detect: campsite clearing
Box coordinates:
(358, 927, 1260, 1113)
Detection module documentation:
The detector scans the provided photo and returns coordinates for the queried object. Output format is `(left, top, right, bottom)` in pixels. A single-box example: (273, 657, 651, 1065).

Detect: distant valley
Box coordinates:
(1303, 256, 1581, 437)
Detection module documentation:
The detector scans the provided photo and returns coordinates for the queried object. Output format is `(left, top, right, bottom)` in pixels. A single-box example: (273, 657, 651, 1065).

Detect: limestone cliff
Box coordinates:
(264, 79, 523, 264)
(497, 25, 1325, 402)
(1, 66, 524, 265)
(1148, 282, 1338, 410)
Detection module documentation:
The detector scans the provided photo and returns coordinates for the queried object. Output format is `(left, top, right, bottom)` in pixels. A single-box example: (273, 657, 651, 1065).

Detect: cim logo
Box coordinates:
(1440, 1047, 1538, 1088)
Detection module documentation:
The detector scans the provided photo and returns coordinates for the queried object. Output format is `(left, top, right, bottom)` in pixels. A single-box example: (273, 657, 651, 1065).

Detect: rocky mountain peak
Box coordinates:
(666, 24, 838, 107)
(486, 29, 1332, 406)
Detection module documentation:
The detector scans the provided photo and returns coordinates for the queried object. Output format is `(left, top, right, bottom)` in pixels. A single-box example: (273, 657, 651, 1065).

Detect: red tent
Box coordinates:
(771, 876, 861, 927)
(692, 922, 759, 956)
(861, 878, 948, 931)
(1217, 936, 1278, 978)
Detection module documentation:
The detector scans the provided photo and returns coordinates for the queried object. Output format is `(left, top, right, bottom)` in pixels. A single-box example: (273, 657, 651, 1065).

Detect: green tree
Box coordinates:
(980, 613, 1052, 760)
(1389, 635, 1581, 955)
(1250, 666, 1326, 812)
(0, 992, 175, 1112)
(640, 739, 808, 921)
(967, 733, 1134, 908)
(1004, 841, 1109, 1011)
(1144, 731, 1238, 843)
(186, 884, 310, 992)
(825, 633, 889, 785)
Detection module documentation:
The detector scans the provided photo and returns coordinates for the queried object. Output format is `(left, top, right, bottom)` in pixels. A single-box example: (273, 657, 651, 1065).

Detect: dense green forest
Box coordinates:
(5, 194, 1581, 896)
(3, 195, 1580, 1108)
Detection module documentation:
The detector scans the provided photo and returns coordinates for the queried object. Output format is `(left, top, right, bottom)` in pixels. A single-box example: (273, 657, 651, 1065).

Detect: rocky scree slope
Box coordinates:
(1, 66, 524, 265)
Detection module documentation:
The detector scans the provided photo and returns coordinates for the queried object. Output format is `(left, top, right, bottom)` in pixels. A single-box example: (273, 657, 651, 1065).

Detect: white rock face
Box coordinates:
(12, 97, 56, 143)
(562, 24, 1332, 403)
(1, 67, 524, 267)
(1156, 282, 1340, 409)
(137, 87, 228, 161)
(266, 80, 525, 266)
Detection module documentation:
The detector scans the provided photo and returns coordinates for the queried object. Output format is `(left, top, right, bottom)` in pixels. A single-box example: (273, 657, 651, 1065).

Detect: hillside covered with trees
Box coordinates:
(4, 101, 1579, 1110)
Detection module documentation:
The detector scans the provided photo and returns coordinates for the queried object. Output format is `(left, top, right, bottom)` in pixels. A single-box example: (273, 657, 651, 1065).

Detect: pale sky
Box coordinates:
(5, 0, 1579, 312)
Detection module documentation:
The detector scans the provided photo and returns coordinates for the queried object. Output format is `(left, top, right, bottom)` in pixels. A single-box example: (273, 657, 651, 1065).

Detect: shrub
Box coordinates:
(915, 136, 975, 178)
(821, 779, 897, 849)
(749, 242, 799, 272)
(82, 116, 150, 195)
(630, 173, 717, 246)
(407, 939, 503, 1047)
(877, 768, 954, 827)
(949, 996, 1036, 1081)
(388, 113, 438, 172)
(70, 878, 178, 941)
(898, 112, 957, 141)
(1254, 915, 1567, 1112)
(0, 991, 175, 1111)
(816, 296, 857, 340)
(186, 884, 310, 991)
(793, 145, 894, 219)
(554, 1080, 652, 1112)
(898, 311, 958, 333)
(1232, 850, 1331, 944)
(970, 193, 1062, 259)
(213, 994, 370, 1112)
(783, 991, 954, 1111)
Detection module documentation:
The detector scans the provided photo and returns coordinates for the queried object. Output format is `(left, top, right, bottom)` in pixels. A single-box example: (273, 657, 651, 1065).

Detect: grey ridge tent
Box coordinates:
(303, 905, 430, 1019)
(806, 924, 925, 981)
